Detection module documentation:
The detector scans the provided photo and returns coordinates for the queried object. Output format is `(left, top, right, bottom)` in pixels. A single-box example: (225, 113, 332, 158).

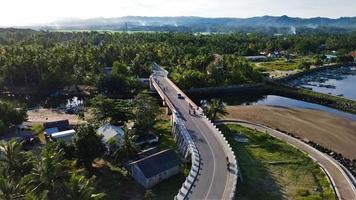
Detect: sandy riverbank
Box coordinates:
(225, 105, 356, 159)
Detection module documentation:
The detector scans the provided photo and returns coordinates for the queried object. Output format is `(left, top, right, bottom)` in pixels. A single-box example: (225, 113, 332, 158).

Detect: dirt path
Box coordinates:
(27, 108, 86, 125)
(225, 105, 356, 159)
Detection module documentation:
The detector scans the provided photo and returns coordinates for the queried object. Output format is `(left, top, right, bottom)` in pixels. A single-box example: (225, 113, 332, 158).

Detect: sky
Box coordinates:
(0, 0, 356, 26)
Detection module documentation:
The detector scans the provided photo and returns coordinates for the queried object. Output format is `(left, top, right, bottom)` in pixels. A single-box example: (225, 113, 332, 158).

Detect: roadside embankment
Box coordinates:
(224, 105, 356, 160)
(216, 120, 356, 200)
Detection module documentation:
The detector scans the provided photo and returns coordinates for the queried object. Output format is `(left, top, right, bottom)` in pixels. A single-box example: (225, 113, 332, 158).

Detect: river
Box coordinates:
(288, 66, 356, 100)
(196, 94, 356, 121)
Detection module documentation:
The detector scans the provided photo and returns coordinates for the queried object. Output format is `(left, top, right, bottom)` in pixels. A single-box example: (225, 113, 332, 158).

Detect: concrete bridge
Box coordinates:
(150, 63, 238, 200)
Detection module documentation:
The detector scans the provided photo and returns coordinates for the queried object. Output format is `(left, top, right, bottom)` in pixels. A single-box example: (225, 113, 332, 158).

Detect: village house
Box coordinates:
(128, 149, 180, 188)
(97, 124, 125, 143)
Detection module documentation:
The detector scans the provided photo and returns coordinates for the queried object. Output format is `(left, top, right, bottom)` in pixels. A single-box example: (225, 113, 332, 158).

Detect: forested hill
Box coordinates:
(0, 28, 39, 44)
(38, 15, 356, 33)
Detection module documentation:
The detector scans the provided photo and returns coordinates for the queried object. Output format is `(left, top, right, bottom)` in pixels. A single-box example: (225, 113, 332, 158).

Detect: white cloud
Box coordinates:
(0, 0, 355, 26)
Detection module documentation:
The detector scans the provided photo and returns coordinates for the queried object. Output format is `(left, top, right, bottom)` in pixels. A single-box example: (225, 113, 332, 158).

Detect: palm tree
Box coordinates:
(0, 177, 25, 200)
(63, 173, 105, 200)
(24, 143, 69, 199)
(122, 125, 138, 158)
(0, 139, 32, 179)
(205, 99, 228, 120)
(112, 124, 138, 163)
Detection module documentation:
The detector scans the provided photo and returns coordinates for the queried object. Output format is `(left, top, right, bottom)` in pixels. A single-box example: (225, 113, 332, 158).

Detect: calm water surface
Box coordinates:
(249, 95, 356, 121)
(197, 94, 356, 121)
(288, 66, 356, 100)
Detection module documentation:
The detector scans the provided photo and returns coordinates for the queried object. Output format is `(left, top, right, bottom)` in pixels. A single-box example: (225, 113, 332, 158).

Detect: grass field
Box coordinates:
(254, 57, 315, 72)
(219, 124, 336, 200)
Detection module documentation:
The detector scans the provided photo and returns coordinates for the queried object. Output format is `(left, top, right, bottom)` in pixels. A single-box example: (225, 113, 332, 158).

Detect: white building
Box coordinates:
(97, 124, 125, 143)
(51, 129, 76, 142)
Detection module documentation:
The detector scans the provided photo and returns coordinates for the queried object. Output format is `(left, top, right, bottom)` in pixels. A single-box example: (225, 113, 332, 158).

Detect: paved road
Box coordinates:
(217, 119, 356, 200)
(152, 68, 235, 199)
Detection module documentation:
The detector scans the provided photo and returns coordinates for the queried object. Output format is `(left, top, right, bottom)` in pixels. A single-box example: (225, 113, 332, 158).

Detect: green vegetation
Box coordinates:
(153, 119, 176, 151)
(0, 101, 27, 134)
(0, 116, 184, 200)
(0, 140, 104, 199)
(151, 174, 185, 200)
(1, 28, 354, 200)
(73, 124, 106, 171)
(203, 98, 228, 120)
(254, 57, 315, 72)
(1, 30, 355, 93)
(89, 95, 133, 125)
(219, 124, 336, 200)
(30, 123, 46, 143)
(133, 92, 161, 134)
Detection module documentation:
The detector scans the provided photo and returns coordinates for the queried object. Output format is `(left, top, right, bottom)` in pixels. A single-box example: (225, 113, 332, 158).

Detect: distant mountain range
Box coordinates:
(35, 15, 356, 33)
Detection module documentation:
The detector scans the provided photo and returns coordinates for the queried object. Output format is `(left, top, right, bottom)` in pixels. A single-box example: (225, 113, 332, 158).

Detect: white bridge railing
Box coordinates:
(151, 76, 201, 199)
(174, 112, 201, 200)
(201, 114, 238, 200)
(151, 64, 238, 199)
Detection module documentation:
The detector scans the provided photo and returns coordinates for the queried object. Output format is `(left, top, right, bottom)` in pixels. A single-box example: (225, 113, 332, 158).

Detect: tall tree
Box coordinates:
(133, 92, 160, 134)
(24, 143, 69, 199)
(0, 139, 32, 179)
(73, 124, 106, 171)
(204, 99, 228, 120)
(63, 173, 105, 200)
(0, 102, 27, 134)
(0, 177, 25, 200)
(90, 95, 133, 125)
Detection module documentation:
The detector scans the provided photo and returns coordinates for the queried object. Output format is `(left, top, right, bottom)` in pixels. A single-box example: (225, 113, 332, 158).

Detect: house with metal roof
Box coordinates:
(97, 124, 125, 143)
(128, 149, 180, 188)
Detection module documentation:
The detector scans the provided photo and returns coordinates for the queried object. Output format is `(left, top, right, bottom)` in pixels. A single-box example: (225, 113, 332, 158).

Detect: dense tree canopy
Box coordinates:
(0, 140, 104, 200)
(203, 99, 228, 120)
(89, 95, 133, 125)
(73, 124, 106, 171)
(1, 30, 354, 93)
(0, 101, 27, 134)
(133, 92, 160, 134)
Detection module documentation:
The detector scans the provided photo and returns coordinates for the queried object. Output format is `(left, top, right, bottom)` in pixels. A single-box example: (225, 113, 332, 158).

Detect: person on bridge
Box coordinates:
(226, 157, 230, 169)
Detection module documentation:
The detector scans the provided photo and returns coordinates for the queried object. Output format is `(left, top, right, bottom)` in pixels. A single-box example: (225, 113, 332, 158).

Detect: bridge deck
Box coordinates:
(152, 66, 236, 199)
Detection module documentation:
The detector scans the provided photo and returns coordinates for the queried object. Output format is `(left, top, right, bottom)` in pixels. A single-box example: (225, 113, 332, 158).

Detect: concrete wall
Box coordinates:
(130, 164, 147, 188)
(131, 163, 180, 188)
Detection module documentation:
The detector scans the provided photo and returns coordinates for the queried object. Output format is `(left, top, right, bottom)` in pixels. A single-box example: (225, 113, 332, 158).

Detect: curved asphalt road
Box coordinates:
(153, 69, 235, 199)
(217, 119, 356, 200)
